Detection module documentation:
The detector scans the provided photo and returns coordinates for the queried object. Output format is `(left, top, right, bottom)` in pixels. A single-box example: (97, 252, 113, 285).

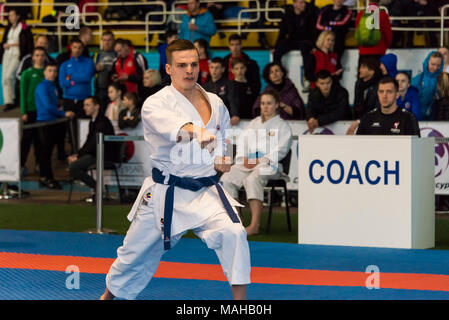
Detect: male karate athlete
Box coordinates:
(100, 39, 251, 300)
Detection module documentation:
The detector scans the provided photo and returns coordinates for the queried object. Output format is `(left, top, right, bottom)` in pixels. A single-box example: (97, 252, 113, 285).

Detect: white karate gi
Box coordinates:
(106, 84, 251, 300)
(220, 115, 293, 202)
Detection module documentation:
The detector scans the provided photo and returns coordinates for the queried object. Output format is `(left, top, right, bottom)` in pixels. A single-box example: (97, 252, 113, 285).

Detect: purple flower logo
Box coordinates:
(421, 127, 449, 178)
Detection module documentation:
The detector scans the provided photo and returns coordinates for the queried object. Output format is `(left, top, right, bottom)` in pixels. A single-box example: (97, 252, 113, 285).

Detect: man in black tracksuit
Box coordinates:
(67, 96, 115, 202)
(357, 77, 420, 136)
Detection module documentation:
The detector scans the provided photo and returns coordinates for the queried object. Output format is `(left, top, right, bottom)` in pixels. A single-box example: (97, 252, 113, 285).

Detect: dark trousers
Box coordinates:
(274, 40, 314, 80)
(68, 154, 97, 190)
(38, 123, 64, 180)
(21, 111, 41, 168)
(63, 98, 86, 153)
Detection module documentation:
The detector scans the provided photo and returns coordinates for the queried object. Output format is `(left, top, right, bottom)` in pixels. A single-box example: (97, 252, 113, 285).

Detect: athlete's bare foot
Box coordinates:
(100, 288, 115, 300)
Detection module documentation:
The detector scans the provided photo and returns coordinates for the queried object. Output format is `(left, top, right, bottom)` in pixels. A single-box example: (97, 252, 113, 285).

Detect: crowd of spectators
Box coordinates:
(1, 0, 449, 202)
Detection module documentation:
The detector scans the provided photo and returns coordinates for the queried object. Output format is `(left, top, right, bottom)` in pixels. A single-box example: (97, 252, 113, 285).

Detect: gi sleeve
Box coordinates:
(141, 94, 193, 142)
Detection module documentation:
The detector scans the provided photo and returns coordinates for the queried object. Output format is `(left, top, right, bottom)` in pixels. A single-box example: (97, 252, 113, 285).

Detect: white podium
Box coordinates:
(298, 136, 435, 249)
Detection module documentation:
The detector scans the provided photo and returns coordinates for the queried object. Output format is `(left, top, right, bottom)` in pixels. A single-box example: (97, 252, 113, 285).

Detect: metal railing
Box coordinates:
(1, 1, 449, 51)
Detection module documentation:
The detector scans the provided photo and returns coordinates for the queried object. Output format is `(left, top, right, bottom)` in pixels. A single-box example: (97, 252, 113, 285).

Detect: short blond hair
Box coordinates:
(316, 30, 335, 52)
(144, 69, 162, 86)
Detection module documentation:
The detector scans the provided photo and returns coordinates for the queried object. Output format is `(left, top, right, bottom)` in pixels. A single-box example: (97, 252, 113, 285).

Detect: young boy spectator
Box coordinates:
(118, 92, 141, 129)
(35, 62, 75, 189)
(411, 51, 444, 120)
(158, 29, 178, 84)
(306, 69, 351, 134)
(230, 58, 258, 119)
(223, 34, 261, 95)
(20, 47, 46, 175)
(203, 57, 240, 125)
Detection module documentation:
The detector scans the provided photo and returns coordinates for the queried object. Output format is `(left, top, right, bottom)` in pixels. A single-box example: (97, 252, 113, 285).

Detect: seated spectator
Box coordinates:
(346, 59, 381, 135)
(105, 82, 125, 122)
(141, 69, 164, 105)
(35, 62, 75, 189)
(305, 30, 343, 89)
(220, 89, 293, 235)
(411, 51, 444, 120)
(438, 47, 449, 73)
(316, 0, 352, 65)
(1, 8, 33, 111)
(272, 0, 318, 65)
(203, 57, 240, 126)
(252, 62, 306, 120)
(179, 0, 217, 43)
(111, 38, 148, 95)
(223, 34, 261, 95)
(194, 38, 210, 85)
(56, 27, 93, 66)
(59, 38, 96, 118)
(118, 92, 141, 129)
(353, 58, 381, 119)
(93, 30, 117, 114)
(19, 47, 46, 176)
(158, 29, 178, 85)
(379, 53, 398, 78)
(230, 58, 258, 120)
(435, 72, 449, 121)
(355, 0, 392, 66)
(306, 69, 351, 133)
(396, 72, 420, 119)
(67, 96, 115, 203)
(356, 77, 420, 136)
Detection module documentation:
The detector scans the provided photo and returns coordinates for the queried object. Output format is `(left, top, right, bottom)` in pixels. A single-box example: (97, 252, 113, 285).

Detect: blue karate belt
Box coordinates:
(152, 167, 240, 250)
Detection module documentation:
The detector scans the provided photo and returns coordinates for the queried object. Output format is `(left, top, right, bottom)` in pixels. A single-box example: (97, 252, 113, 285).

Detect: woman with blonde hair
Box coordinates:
(305, 30, 343, 89)
(140, 69, 164, 106)
(436, 72, 449, 120)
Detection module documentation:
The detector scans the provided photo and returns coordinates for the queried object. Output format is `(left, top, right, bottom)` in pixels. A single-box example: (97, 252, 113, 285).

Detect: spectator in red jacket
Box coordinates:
(306, 30, 343, 89)
(356, 0, 392, 66)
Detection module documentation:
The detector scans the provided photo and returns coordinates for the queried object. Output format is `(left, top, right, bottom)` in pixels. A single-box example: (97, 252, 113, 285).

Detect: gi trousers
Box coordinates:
(106, 186, 251, 300)
(1, 49, 20, 105)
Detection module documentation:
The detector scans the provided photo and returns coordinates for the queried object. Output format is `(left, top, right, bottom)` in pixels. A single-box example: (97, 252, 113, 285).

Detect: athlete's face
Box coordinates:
(378, 82, 399, 109)
(316, 76, 332, 97)
(428, 57, 442, 74)
(260, 94, 278, 119)
(166, 49, 199, 91)
(395, 73, 410, 93)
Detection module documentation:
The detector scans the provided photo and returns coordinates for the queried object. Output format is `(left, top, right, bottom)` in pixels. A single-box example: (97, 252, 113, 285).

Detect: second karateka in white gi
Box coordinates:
(220, 89, 293, 235)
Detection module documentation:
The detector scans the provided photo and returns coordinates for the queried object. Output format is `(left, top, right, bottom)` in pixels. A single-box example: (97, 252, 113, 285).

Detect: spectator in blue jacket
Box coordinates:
(411, 51, 444, 120)
(379, 53, 398, 78)
(35, 62, 75, 190)
(59, 38, 95, 118)
(396, 71, 420, 120)
(179, 0, 217, 43)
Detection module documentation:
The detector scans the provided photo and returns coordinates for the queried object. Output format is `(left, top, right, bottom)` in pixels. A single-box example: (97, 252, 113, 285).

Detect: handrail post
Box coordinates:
(96, 132, 104, 234)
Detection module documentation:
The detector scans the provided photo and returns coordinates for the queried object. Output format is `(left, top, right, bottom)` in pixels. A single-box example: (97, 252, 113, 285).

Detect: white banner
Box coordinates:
(0, 118, 20, 182)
